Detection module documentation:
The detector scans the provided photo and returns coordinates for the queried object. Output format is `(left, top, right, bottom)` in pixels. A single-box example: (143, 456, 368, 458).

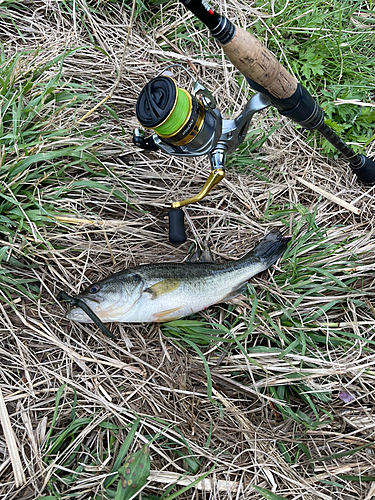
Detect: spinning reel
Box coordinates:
(133, 0, 375, 245)
(133, 65, 271, 244)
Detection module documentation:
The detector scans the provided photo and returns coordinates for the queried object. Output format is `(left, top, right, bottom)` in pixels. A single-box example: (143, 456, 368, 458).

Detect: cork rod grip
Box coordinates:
(221, 26, 297, 100)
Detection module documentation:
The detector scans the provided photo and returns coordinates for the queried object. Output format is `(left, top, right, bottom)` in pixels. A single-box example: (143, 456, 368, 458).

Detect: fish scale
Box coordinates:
(65, 230, 290, 324)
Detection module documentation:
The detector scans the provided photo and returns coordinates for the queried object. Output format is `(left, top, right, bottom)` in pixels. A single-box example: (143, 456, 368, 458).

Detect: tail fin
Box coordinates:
(252, 230, 291, 266)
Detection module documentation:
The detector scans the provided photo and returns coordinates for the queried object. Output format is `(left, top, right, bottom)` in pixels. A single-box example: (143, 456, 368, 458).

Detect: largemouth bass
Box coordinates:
(66, 230, 289, 324)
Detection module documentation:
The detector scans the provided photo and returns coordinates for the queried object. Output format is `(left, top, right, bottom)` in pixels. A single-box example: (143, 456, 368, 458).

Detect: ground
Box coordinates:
(1, 1, 375, 499)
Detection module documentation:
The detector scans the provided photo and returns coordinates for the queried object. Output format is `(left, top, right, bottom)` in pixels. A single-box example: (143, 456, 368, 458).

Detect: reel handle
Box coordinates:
(168, 167, 225, 244)
(168, 208, 187, 244)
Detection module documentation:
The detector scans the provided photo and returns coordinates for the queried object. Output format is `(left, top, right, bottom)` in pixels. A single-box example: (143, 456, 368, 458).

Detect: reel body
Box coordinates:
(133, 65, 271, 243)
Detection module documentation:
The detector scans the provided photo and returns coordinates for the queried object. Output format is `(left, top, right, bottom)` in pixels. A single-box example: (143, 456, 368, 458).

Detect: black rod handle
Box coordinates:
(349, 155, 375, 184)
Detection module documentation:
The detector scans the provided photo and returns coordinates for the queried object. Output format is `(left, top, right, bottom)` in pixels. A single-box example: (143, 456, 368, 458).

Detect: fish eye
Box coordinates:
(89, 284, 100, 294)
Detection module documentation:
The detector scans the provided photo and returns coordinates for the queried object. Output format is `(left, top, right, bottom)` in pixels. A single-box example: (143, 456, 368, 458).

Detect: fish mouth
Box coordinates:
(65, 296, 130, 323)
(66, 306, 93, 323)
(65, 297, 103, 323)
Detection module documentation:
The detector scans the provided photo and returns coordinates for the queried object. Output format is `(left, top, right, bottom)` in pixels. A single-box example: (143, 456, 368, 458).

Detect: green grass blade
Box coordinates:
(115, 445, 150, 500)
(253, 486, 289, 499)
(104, 418, 141, 489)
(161, 464, 216, 500)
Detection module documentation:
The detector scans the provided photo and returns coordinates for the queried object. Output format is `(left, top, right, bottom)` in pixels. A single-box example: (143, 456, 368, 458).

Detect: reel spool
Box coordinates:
(136, 76, 206, 149)
(133, 65, 271, 244)
(135, 67, 222, 158)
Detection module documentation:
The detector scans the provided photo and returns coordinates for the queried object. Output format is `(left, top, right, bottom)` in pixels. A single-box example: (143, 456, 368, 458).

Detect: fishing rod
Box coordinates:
(133, 0, 375, 244)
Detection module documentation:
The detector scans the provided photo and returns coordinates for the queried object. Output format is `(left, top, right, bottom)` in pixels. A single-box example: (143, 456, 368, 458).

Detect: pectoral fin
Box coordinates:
(221, 281, 248, 302)
(153, 306, 183, 322)
(145, 279, 180, 300)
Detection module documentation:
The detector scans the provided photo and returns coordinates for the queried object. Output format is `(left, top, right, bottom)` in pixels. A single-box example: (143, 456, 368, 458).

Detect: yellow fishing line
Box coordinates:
(154, 87, 190, 136)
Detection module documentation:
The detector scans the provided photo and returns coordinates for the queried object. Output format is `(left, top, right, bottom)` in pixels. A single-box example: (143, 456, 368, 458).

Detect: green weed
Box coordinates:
(0, 47, 129, 300)
(253, 0, 375, 154)
(41, 385, 217, 499)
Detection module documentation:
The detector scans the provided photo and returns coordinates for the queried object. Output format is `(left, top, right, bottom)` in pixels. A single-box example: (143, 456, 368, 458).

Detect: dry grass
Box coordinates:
(1, 1, 375, 499)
